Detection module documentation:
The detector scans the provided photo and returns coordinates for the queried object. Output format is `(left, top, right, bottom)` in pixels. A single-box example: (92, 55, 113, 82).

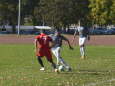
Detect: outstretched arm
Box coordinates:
(63, 36, 73, 50)
(34, 39, 39, 53)
(87, 35, 90, 41)
(86, 28, 90, 41)
(66, 39, 73, 50)
(72, 30, 77, 44)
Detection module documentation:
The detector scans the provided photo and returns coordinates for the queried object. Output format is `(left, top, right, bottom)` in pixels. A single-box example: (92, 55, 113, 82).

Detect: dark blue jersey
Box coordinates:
(51, 35, 67, 47)
(75, 26, 89, 38)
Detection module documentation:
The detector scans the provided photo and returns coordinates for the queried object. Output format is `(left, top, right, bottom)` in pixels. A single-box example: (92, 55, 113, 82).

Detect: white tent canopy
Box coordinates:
(0, 25, 52, 32)
(34, 26, 51, 29)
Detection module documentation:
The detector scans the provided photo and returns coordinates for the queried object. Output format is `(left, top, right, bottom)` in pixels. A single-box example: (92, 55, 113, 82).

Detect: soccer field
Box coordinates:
(0, 44, 115, 86)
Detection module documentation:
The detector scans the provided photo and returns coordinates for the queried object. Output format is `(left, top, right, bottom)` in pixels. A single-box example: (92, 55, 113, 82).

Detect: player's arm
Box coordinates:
(72, 29, 77, 43)
(49, 40, 54, 48)
(49, 36, 55, 48)
(34, 39, 38, 52)
(34, 38, 40, 53)
(86, 28, 90, 41)
(87, 35, 90, 41)
(67, 39, 73, 50)
(63, 36, 73, 50)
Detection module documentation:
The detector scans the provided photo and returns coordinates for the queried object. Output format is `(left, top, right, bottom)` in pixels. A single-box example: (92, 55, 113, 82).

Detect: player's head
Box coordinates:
(55, 30, 61, 36)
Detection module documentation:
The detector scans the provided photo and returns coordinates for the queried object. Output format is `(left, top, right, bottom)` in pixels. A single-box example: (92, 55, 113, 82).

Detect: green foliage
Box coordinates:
(0, 0, 115, 27)
(0, 0, 18, 33)
(89, 0, 113, 25)
(110, 1, 115, 24)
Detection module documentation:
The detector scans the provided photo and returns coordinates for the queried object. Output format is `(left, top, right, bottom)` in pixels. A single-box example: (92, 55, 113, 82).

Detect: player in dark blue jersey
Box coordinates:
(51, 30, 73, 71)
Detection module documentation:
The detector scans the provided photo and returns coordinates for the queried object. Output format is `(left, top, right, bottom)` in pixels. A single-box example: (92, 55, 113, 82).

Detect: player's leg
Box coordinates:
(82, 37, 86, 58)
(59, 58, 72, 71)
(36, 48, 45, 70)
(37, 56, 45, 70)
(55, 47, 64, 65)
(52, 47, 64, 66)
(51, 47, 60, 65)
(79, 37, 86, 59)
(45, 49, 58, 72)
(80, 45, 85, 58)
(47, 58, 59, 72)
(47, 58, 57, 69)
(79, 38, 83, 57)
(56, 47, 71, 71)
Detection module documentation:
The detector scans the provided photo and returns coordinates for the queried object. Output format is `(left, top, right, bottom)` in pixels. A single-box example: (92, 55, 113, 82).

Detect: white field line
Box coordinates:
(85, 78, 115, 86)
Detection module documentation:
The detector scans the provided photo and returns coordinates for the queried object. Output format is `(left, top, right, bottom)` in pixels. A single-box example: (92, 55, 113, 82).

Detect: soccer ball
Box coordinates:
(58, 65, 65, 72)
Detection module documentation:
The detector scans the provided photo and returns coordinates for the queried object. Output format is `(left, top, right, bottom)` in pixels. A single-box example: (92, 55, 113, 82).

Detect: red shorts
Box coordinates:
(36, 48, 52, 60)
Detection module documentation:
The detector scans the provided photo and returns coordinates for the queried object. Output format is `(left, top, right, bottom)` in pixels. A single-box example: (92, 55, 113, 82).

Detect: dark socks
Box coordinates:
(37, 56, 44, 67)
(51, 62, 57, 69)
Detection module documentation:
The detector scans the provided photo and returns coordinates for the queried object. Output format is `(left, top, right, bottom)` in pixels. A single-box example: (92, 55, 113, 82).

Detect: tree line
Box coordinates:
(0, 0, 115, 32)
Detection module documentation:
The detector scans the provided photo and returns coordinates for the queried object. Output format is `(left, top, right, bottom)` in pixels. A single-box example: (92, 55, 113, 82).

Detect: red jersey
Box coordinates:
(35, 33, 52, 49)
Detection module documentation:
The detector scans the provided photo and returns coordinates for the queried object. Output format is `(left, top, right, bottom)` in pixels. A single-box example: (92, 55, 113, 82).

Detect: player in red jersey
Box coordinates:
(34, 30, 58, 72)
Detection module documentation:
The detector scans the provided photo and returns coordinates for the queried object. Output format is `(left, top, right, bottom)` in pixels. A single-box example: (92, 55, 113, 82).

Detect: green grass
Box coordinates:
(0, 44, 115, 86)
